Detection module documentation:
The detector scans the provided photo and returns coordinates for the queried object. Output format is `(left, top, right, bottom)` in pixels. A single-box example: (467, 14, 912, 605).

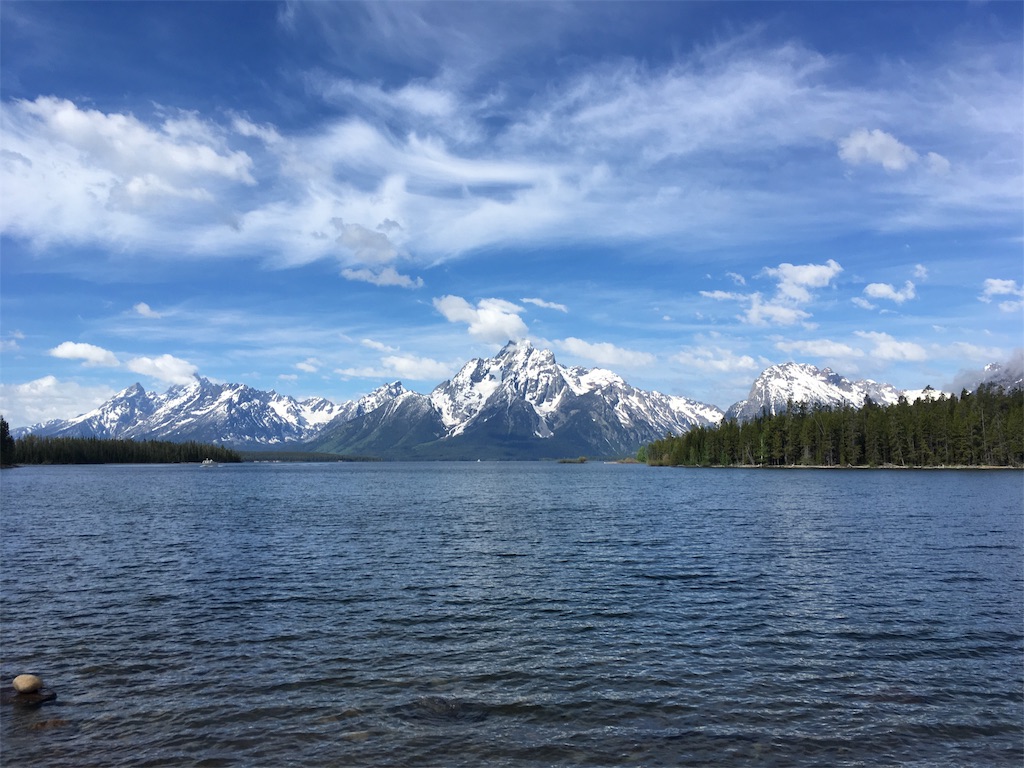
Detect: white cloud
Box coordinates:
(278, 373, 299, 381)
(522, 297, 569, 313)
(333, 218, 401, 265)
(854, 331, 927, 361)
(714, 258, 843, 327)
(726, 272, 746, 286)
(743, 293, 811, 327)
(296, 357, 322, 373)
(555, 337, 655, 367)
(49, 341, 120, 367)
(673, 346, 759, 373)
(700, 290, 746, 301)
(232, 116, 284, 146)
(125, 354, 198, 385)
(764, 259, 843, 304)
(341, 266, 423, 288)
(380, 354, 452, 381)
(336, 353, 451, 382)
(0, 376, 118, 429)
(1, 96, 256, 250)
(838, 128, 919, 172)
(913, 264, 928, 280)
(979, 278, 1024, 312)
(361, 338, 398, 353)
(133, 302, 162, 318)
(775, 339, 864, 358)
(852, 297, 876, 310)
(945, 341, 1007, 363)
(864, 280, 916, 304)
(926, 152, 951, 176)
(433, 295, 528, 342)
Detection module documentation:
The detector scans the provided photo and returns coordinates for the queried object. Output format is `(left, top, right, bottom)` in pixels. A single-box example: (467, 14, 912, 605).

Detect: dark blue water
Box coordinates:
(1, 463, 1021, 766)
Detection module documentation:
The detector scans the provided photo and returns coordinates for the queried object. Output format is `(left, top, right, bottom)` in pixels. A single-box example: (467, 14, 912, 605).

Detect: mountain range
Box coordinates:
(12, 340, 1019, 459)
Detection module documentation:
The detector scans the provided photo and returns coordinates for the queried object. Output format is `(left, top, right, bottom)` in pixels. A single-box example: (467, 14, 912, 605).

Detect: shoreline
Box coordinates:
(655, 463, 1023, 471)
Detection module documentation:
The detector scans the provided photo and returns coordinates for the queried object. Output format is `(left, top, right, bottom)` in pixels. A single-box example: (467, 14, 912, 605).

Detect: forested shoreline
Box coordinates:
(1, 420, 241, 466)
(644, 385, 1023, 468)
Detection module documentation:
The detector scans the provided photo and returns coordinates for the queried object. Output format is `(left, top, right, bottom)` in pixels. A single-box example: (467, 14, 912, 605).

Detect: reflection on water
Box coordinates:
(1, 463, 1021, 767)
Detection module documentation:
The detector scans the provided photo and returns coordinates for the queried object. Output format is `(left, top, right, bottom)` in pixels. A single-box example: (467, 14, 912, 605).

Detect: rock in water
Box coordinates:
(13, 675, 42, 694)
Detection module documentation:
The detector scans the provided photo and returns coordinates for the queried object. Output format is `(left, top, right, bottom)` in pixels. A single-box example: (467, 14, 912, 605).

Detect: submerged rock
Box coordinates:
(389, 695, 490, 724)
(2, 688, 57, 707)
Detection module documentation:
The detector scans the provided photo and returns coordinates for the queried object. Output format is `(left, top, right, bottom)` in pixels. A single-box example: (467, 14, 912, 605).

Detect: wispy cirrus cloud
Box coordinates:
(673, 345, 761, 373)
(336, 353, 451, 382)
(3, 26, 1019, 274)
(522, 297, 569, 313)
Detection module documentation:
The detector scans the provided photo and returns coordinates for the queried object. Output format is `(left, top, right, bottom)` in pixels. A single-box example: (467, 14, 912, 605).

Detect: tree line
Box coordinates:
(1, 419, 241, 466)
(643, 384, 1023, 468)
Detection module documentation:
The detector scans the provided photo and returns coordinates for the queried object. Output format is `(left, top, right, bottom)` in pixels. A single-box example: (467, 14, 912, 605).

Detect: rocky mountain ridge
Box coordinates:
(12, 342, 1016, 457)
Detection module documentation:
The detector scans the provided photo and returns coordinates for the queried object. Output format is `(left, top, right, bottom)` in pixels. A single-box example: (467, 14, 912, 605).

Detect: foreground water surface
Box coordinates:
(1, 462, 1021, 766)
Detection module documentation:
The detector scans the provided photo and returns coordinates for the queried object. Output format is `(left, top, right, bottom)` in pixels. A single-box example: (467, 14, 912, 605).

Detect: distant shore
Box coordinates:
(656, 463, 1022, 470)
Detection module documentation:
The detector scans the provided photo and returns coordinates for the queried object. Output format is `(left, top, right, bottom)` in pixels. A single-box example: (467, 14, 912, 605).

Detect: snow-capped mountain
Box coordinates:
(723, 362, 944, 423)
(13, 342, 722, 457)
(13, 378, 356, 446)
(310, 340, 723, 458)
(429, 340, 721, 440)
(974, 359, 1024, 392)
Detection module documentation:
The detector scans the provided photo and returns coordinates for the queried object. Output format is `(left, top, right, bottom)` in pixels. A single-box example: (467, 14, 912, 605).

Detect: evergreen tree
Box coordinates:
(644, 387, 1023, 469)
(0, 415, 14, 466)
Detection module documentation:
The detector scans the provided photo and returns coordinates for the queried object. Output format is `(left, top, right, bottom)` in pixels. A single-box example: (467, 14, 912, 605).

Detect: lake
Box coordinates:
(1, 462, 1021, 766)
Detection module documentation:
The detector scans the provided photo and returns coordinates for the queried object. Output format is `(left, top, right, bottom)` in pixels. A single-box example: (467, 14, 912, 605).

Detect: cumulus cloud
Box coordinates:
(49, 341, 120, 367)
(522, 297, 569, 313)
(125, 354, 198, 385)
(133, 302, 162, 318)
(433, 295, 528, 342)
(979, 278, 1024, 311)
(864, 280, 916, 304)
(341, 266, 423, 288)
(744, 293, 811, 327)
(704, 259, 842, 327)
(1, 96, 258, 250)
(296, 357, 322, 373)
(0, 376, 118, 429)
(913, 264, 928, 280)
(838, 128, 919, 172)
(764, 259, 843, 304)
(854, 331, 927, 361)
(852, 297, 876, 310)
(555, 338, 655, 367)
(838, 128, 950, 177)
(673, 346, 760, 373)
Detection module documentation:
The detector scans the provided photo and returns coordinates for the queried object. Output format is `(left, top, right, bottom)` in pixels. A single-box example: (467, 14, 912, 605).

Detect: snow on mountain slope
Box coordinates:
(430, 340, 721, 441)
(724, 363, 948, 422)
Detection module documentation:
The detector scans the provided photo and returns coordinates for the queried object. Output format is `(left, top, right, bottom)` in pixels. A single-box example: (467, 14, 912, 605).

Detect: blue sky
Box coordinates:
(1, 1, 1021, 427)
